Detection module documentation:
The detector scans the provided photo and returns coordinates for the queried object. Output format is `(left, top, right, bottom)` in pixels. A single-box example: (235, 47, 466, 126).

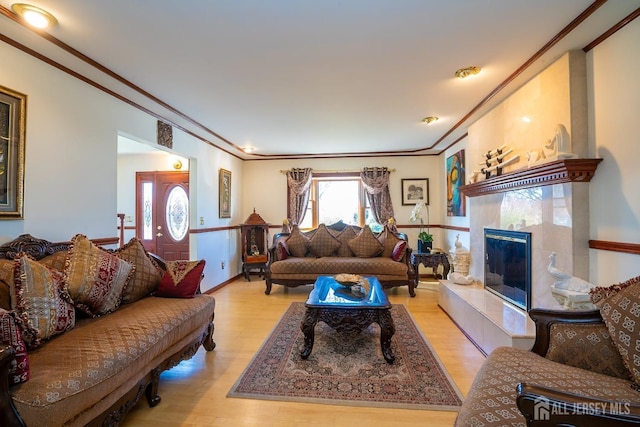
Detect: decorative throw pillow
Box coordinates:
(155, 259, 206, 298)
(13, 253, 75, 349)
(276, 240, 289, 261)
(545, 322, 630, 380)
(392, 240, 407, 262)
(285, 226, 310, 258)
(308, 224, 341, 257)
(334, 226, 357, 257)
(111, 238, 163, 304)
(0, 308, 30, 384)
(0, 259, 13, 310)
(39, 250, 69, 272)
(64, 234, 134, 316)
(348, 225, 384, 258)
(590, 275, 640, 386)
(378, 227, 402, 258)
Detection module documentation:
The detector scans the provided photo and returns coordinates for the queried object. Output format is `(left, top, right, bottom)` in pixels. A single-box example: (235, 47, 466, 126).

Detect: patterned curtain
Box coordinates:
(286, 168, 313, 225)
(361, 167, 396, 231)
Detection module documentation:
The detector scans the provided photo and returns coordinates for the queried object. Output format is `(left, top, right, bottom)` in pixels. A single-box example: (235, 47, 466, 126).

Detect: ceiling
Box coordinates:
(1, 1, 638, 159)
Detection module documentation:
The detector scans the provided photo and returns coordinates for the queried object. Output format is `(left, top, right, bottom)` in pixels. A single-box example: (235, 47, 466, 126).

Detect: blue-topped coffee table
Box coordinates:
(300, 275, 396, 363)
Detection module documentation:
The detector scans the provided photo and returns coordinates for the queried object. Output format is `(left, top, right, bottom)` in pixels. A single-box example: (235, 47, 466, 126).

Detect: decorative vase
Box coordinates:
(417, 240, 432, 253)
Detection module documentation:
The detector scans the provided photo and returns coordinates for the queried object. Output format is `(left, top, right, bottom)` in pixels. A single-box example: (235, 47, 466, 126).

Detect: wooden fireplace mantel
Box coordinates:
(459, 158, 603, 198)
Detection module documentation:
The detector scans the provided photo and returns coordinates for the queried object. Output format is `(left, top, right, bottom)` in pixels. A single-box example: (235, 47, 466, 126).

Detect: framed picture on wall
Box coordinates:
(401, 178, 429, 205)
(0, 85, 26, 219)
(446, 149, 466, 216)
(219, 168, 231, 218)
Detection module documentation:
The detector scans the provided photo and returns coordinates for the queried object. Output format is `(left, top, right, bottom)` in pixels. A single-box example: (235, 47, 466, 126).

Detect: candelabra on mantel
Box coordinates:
(476, 145, 519, 179)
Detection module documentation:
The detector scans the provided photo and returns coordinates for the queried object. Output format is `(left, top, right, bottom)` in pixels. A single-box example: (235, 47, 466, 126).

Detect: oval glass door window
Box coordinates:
(166, 185, 189, 241)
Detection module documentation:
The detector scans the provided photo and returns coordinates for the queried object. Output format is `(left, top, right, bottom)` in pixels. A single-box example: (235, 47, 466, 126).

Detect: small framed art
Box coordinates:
(401, 178, 429, 205)
(219, 168, 231, 218)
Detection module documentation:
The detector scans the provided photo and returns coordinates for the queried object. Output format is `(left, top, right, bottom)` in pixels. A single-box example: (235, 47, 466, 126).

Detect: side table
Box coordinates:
(411, 252, 450, 287)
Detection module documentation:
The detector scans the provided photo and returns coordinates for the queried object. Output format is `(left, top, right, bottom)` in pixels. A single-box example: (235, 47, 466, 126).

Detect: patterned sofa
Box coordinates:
(0, 234, 216, 427)
(456, 277, 640, 426)
(265, 222, 415, 296)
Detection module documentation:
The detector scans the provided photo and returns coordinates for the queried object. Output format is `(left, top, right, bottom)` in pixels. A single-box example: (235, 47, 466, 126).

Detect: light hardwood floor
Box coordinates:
(122, 278, 486, 427)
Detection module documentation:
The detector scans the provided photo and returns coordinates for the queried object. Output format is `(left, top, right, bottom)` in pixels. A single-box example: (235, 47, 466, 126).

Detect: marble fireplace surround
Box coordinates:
(438, 160, 601, 355)
(463, 159, 601, 309)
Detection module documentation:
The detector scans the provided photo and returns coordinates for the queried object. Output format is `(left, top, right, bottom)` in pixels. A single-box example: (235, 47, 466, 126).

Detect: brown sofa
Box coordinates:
(265, 222, 415, 296)
(456, 308, 640, 426)
(0, 234, 216, 427)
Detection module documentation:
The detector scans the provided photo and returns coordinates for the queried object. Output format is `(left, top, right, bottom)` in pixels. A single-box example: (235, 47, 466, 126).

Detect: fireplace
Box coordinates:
(484, 228, 532, 311)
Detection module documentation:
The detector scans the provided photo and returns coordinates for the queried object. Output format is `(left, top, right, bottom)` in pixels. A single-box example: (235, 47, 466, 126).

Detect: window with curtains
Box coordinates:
(298, 174, 382, 232)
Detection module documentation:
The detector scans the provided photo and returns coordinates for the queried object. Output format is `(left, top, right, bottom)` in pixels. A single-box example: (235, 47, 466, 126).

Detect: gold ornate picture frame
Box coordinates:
(0, 85, 26, 219)
(219, 168, 231, 218)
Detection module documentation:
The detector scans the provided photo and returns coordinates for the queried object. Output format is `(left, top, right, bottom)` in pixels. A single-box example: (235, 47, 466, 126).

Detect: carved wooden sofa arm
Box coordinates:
(516, 383, 640, 426)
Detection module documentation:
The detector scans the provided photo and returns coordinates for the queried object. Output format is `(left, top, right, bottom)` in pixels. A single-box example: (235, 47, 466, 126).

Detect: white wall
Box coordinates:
(0, 41, 243, 292)
(242, 156, 443, 247)
(588, 18, 640, 285)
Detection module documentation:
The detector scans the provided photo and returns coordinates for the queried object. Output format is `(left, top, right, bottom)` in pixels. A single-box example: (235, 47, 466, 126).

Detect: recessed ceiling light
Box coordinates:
(421, 116, 439, 125)
(242, 145, 256, 153)
(455, 66, 481, 79)
(11, 3, 57, 29)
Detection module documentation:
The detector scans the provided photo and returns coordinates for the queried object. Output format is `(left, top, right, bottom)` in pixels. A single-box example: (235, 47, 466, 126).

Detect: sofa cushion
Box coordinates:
(456, 346, 640, 427)
(111, 238, 163, 304)
(348, 225, 383, 258)
(545, 322, 630, 379)
(13, 254, 75, 349)
(590, 275, 640, 386)
(9, 295, 215, 427)
(285, 226, 310, 257)
(0, 308, 30, 384)
(270, 257, 407, 276)
(64, 234, 134, 317)
(155, 259, 205, 298)
(333, 226, 357, 257)
(308, 224, 341, 257)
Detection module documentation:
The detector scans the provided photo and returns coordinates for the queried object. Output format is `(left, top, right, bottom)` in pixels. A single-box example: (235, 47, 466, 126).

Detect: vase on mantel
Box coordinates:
(417, 240, 432, 253)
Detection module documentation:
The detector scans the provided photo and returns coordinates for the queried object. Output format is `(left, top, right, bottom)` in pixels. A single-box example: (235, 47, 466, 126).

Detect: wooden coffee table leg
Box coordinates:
(378, 309, 396, 363)
(300, 308, 318, 359)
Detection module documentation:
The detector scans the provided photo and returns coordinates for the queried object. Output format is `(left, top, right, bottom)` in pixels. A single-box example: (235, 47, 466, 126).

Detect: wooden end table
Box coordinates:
(300, 275, 396, 363)
(411, 252, 450, 287)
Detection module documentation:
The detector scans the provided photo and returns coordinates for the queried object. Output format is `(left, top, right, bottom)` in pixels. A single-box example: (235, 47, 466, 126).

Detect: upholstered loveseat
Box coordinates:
(265, 222, 415, 296)
(457, 276, 640, 426)
(0, 234, 216, 427)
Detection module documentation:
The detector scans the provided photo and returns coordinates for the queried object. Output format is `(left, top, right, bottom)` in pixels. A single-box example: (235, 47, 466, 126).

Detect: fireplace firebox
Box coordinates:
(484, 228, 532, 311)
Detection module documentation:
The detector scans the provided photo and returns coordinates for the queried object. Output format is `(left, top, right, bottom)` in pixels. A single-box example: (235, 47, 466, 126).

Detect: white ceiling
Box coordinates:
(1, 1, 638, 159)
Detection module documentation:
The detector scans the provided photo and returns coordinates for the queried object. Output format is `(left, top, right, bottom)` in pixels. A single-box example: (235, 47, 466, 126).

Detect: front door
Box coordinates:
(136, 171, 190, 260)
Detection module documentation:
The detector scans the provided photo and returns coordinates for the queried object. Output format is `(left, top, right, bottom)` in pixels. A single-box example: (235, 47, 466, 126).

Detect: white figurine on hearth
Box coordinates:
(547, 252, 595, 292)
(451, 234, 471, 279)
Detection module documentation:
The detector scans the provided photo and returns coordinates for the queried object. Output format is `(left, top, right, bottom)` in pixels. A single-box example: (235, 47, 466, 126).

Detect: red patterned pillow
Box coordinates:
(155, 259, 206, 298)
(64, 234, 134, 316)
(392, 240, 407, 262)
(0, 308, 30, 384)
(277, 241, 289, 261)
(13, 253, 75, 349)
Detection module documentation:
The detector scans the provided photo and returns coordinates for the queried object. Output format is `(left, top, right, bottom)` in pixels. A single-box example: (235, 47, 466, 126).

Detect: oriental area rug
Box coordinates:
(227, 302, 463, 411)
